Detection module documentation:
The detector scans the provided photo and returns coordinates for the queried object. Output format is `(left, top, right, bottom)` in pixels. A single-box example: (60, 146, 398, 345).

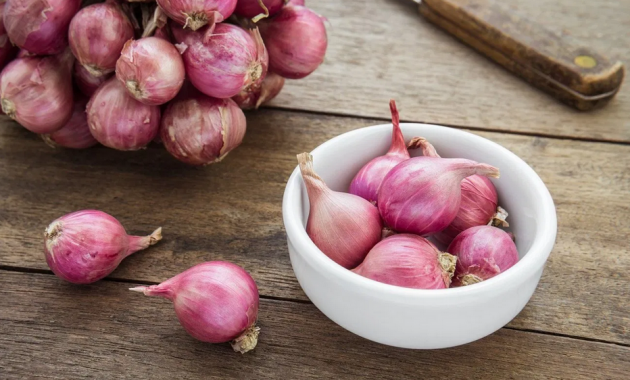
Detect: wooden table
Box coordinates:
(1, 0, 628, 378)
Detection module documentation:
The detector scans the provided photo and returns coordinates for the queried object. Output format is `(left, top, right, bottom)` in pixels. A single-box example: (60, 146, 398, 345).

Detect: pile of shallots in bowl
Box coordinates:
(0, 0, 327, 165)
(298, 100, 518, 289)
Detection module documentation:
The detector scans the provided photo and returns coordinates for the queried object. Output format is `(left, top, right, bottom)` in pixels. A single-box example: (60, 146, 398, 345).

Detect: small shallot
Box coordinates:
(87, 77, 161, 151)
(349, 100, 408, 203)
(298, 153, 382, 269)
(353, 234, 456, 289)
(130, 261, 260, 353)
(447, 225, 519, 286)
(232, 71, 284, 110)
(0, 2, 17, 69)
(157, 0, 237, 31)
(42, 96, 97, 149)
(234, 0, 284, 21)
(44, 210, 162, 284)
(73, 62, 110, 97)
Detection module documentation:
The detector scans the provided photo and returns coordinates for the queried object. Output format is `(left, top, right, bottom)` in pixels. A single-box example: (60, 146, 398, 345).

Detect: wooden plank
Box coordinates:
(0, 271, 628, 380)
(0, 110, 628, 346)
(272, 0, 630, 142)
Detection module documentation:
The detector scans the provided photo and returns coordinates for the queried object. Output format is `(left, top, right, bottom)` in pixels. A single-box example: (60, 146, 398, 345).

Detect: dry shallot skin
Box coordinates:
(0, 50, 74, 134)
(157, 0, 237, 31)
(68, 1, 135, 78)
(232, 71, 284, 110)
(3, 0, 81, 55)
(161, 90, 246, 165)
(87, 77, 161, 151)
(42, 96, 98, 149)
(378, 157, 500, 236)
(44, 210, 162, 284)
(0, 2, 18, 70)
(73, 61, 111, 97)
(234, 0, 284, 20)
(352, 234, 456, 289)
(447, 225, 519, 286)
(349, 100, 408, 204)
(298, 153, 383, 269)
(116, 37, 185, 105)
(258, 5, 327, 79)
(130, 261, 260, 353)
(174, 23, 268, 99)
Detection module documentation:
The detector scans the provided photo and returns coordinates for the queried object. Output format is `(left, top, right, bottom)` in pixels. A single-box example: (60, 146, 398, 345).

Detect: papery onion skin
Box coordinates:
(175, 23, 268, 99)
(44, 210, 162, 284)
(157, 0, 237, 31)
(0, 51, 74, 133)
(69, 1, 135, 77)
(259, 5, 327, 79)
(353, 234, 456, 289)
(378, 157, 500, 236)
(232, 71, 284, 110)
(4, 0, 81, 55)
(447, 225, 518, 286)
(298, 153, 383, 269)
(87, 77, 161, 151)
(349, 100, 408, 204)
(42, 96, 97, 149)
(161, 89, 246, 165)
(73, 61, 111, 97)
(0, 2, 18, 69)
(234, 0, 284, 19)
(130, 261, 260, 353)
(116, 37, 185, 105)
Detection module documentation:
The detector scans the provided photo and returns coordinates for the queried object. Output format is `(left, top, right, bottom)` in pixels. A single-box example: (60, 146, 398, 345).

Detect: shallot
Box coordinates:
(87, 77, 161, 151)
(298, 152, 382, 269)
(447, 225, 518, 286)
(353, 234, 456, 289)
(3, 0, 81, 55)
(42, 96, 97, 149)
(157, 0, 237, 31)
(160, 88, 246, 165)
(378, 157, 500, 236)
(73, 62, 110, 97)
(174, 23, 268, 99)
(287, 0, 305, 5)
(0, 50, 74, 134)
(44, 210, 162, 284)
(130, 261, 260, 353)
(234, 0, 284, 21)
(258, 5, 327, 79)
(116, 37, 185, 105)
(69, 1, 135, 78)
(0, 2, 17, 69)
(232, 71, 284, 110)
(349, 100, 408, 203)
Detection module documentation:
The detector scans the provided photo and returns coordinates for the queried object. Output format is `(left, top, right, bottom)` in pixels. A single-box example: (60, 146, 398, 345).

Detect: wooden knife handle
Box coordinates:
(419, 0, 625, 111)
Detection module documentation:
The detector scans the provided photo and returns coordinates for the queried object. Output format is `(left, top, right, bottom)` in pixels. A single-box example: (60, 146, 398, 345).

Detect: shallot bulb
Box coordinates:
(42, 96, 97, 149)
(409, 137, 509, 245)
(349, 100, 408, 203)
(44, 210, 162, 284)
(232, 71, 284, 110)
(259, 5, 327, 79)
(298, 153, 382, 269)
(353, 234, 456, 289)
(175, 23, 268, 99)
(447, 225, 519, 286)
(234, 0, 284, 21)
(161, 89, 246, 165)
(87, 77, 161, 151)
(73, 62, 110, 97)
(130, 261, 260, 353)
(0, 50, 74, 134)
(157, 0, 237, 31)
(0, 2, 17, 69)
(378, 157, 500, 236)
(3, 0, 81, 55)
(69, 1, 135, 78)
(116, 37, 185, 105)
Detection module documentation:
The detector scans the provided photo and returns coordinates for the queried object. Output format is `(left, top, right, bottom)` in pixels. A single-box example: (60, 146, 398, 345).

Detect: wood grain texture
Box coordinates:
(271, 0, 630, 142)
(0, 110, 628, 345)
(1, 271, 628, 380)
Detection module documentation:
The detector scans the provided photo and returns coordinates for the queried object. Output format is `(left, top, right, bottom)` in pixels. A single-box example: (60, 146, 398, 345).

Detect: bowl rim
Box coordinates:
(282, 123, 557, 300)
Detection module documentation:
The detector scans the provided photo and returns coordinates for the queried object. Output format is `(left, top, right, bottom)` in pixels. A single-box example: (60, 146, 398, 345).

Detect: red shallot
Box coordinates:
(232, 71, 284, 110)
(298, 152, 382, 269)
(87, 77, 161, 151)
(157, 0, 237, 31)
(130, 261, 260, 353)
(447, 225, 519, 286)
(44, 210, 162, 284)
(353, 234, 456, 289)
(0, 2, 17, 69)
(73, 62, 110, 97)
(234, 0, 284, 21)
(42, 96, 97, 149)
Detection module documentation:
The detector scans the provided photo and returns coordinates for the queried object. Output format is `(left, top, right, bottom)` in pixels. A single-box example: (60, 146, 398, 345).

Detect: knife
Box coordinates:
(413, 0, 625, 111)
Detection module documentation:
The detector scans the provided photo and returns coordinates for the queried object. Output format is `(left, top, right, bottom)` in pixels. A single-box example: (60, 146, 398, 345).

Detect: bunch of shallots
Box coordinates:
(298, 100, 518, 290)
(0, 0, 327, 165)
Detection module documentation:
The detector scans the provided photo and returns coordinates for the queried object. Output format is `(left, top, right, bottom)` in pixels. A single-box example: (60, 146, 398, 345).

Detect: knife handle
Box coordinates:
(419, 0, 625, 111)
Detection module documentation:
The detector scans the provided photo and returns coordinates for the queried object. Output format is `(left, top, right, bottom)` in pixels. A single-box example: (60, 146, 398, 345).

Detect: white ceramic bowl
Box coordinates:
(282, 123, 557, 349)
